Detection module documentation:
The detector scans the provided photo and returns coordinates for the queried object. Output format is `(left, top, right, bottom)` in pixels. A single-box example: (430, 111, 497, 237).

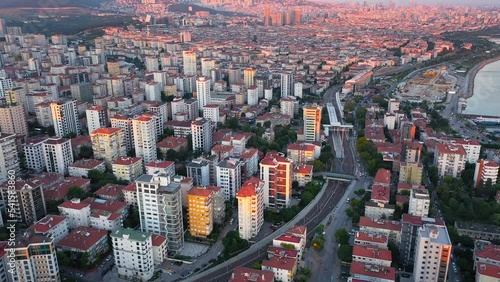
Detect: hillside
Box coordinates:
(0, 0, 105, 8)
(168, 3, 252, 17)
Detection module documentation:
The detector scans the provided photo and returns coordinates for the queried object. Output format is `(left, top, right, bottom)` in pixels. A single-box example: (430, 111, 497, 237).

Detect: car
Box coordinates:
(401, 273, 411, 278)
(346, 198, 350, 203)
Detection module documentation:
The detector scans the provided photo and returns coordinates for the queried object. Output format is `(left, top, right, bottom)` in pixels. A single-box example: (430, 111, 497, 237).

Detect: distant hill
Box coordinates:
(168, 3, 252, 17)
(0, 0, 104, 8)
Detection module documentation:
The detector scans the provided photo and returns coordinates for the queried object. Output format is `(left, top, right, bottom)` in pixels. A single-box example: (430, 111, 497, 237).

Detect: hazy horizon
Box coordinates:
(312, 0, 500, 6)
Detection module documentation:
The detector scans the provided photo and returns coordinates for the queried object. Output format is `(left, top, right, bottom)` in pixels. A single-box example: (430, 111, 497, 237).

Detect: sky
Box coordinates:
(313, 0, 500, 6)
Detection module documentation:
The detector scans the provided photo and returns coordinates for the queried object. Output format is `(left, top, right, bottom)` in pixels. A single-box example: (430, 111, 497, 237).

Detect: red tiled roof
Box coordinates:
(287, 143, 315, 152)
(95, 184, 126, 197)
(91, 210, 121, 220)
(146, 160, 174, 169)
(371, 185, 390, 203)
(436, 143, 466, 155)
(32, 215, 66, 233)
(91, 127, 122, 135)
(350, 261, 395, 281)
(476, 245, 500, 262)
(355, 232, 388, 245)
(359, 217, 401, 232)
(274, 233, 301, 244)
(230, 266, 274, 282)
(188, 186, 214, 197)
(261, 256, 297, 271)
(374, 169, 391, 185)
(267, 246, 299, 258)
(57, 226, 107, 251)
(113, 156, 142, 165)
(151, 234, 166, 247)
(70, 159, 105, 169)
(123, 183, 136, 192)
(59, 199, 90, 210)
(82, 197, 126, 214)
(353, 245, 392, 261)
(236, 185, 257, 198)
(477, 263, 500, 279)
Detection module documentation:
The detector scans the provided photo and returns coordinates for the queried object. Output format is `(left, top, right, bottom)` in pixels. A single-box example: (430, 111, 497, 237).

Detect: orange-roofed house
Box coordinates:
(350, 261, 396, 282)
(236, 178, 265, 240)
(229, 266, 274, 282)
(352, 245, 392, 267)
(261, 256, 297, 282)
(273, 232, 306, 260)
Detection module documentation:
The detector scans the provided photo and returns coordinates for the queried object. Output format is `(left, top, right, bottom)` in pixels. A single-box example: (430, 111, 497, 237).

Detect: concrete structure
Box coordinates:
(0, 103, 28, 140)
(91, 127, 127, 166)
(350, 261, 396, 282)
(8, 232, 60, 282)
(187, 186, 216, 237)
(111, 228, 155, 282)
(236, 178, 265, 240)
(23, 137, 48, 173)
(183, 51, 197, 76)
(476, 263, 500, 282)
(0, 179, 46, 226)
(43, 137, 74, 174)
(86, 106, 108, 134)
(133, 116, 157, 164)
(474, 160, 499, 188)
(196, 76, 211, 109)
(434, 143, 466, 178)
(31, 215, 69, 243)
(192, 117, 212, 153)
(260, 153, 293, 209)
(303, 105, 322, 142)
(51, 99, 81, 137)
(58, 198, 91, 228)
(57, 226, 109, 263)
(229, 266, 274, 282)
(136, 173, 184, 252)
(217, 157, 243, 200)
(399, 162, 423, 185)
(261, 256, 297, 282)
(413, 224, 452, 282)
(112, 157, 144, 182)
(455, 221, 500, 241)
(0, 133, 19, 183)
(68, 159, 106, 178)
(187, 159, 211, 186)
(280, 72, 294, 98)
(408, 189, 430, 217)
(352, 245, 392, 267)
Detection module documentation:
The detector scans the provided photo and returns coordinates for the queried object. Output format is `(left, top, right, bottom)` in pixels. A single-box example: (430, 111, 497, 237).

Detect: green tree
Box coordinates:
(251, 262, 261, 269)
(67, 186, 85, 199)
(280, 243, 296, 250)
(79, 146, 93, 158)
(312, 160, 325, 172)
(337, 244, 353, 262)
(57, 251, 70, 267)
(354, 189, 366, 197)
(87, 169, 106, 184)
(335, 228, 350, 245)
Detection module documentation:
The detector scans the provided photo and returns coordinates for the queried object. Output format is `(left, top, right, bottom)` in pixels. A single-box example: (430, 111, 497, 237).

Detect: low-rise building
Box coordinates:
(350, 261, 396, 282)
(57, 226, 109, 263)
(146, 160, 175, 178)
(261, 256, 297, 282)
(111, 228, 154, 281)
(476, 263, 500, 282)
(455, 221, 500, 241)
(474, 160, 499, 189)
(359, 217, 402, 244)
(292, 165, 313, 187)
(365, 202, 395, 220)
(31, 215, 69, 243)
(352, 245, 392, 267)
(229, 266, 274, 282)
(68, 159, 106, 178)
(152, 234, 167, 266)
(408, 189, 430, 217)
(95, 183, 127, 201)
(434, 143, 466, 178)
(58, 198, 91, 228)
(354, 231, 389, 250)
(112, 157, 144, 182)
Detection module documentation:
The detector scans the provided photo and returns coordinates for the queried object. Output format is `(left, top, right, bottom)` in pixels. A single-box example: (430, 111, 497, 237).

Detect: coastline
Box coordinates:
(463, 56, 500, 99)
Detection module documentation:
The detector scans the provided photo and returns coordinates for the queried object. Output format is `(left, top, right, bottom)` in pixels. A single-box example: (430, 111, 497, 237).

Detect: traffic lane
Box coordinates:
(191, 181, 347, 282)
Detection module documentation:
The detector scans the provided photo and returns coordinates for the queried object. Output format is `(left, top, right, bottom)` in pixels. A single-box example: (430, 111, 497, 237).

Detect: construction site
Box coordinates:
(396, 66, 457, 102)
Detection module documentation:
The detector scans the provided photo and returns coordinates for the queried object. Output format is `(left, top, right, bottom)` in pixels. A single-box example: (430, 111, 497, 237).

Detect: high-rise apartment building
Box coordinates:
(91, 127, 127, 166)
(0, 133, 19, 183)
(236, 177, 265, 240)
(132, 116, 157, 164)
(186, 159, 211, 186)
(244, 68, 256, 88)
(86, 105, 108, 134)
(183, 51, 197, 76)
(0, 103, 28, 141)
(0, 179, 46, 226)
(408, 189, 430, 217)
(434, 143, 466, 178)
(247, 86, 259, 106)
(187, 186, 216, 237)
(303, 105, 322, 142)
(217, 158, 242, 201)
(145, 56, 159, 72)
(280, 72, 294, 97)
(111, 114, 134, 152)
(201, 58, 215, 77)
(136, 173, 184, 252)
(260, 153, 293, 209)
(111, 228, 155, 281)
(51, 99, 81, 137)
(196, 76, 211, 109)
(413, 224, 452, 282)
(70, 83, 93, 102)
(43, 137, 74, 174)
(107, 60, 121, 77)
(264, 7, 271, 26)
(227, 68, 242, 86)
(191, 117, 212, 153)
(7, 231, 60, 282)
(474, 159, 499, 188)
(23, 137, 48, 173)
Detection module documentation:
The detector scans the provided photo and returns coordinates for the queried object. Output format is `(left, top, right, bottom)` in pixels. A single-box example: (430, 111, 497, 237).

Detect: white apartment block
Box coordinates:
(434, 143, 466, 178)
(23, 137, 48, 173)
(408, 189, 430, 217)
(203, 104, 220, 123)
(91, 127, 127, 166)
(144, 81, 161, 102)
(280, 72, 294, 98)
(86, 105, 108, 134)
(68, 159, 106, 178)
(183, 51, 197, 76)
(8, 232, 60, 282)
(474, 160, 499, 188)
(111, 114, 134, 152)
(294, 82, 303, 98)
(91, 211, 122, 231)
(247, 86, 259, 106)
(447, 139, 481, 163)
(132, 116, 157, 164)
(51, 99, 81, 137)
(35, 102, 53, 127)
(152, 235, 168, 266)
(196, 76, 211, 109)
(0, 103, 28, 138)
(236, 178, 265, 240)
(192, 117, 212, 153)
(32, 215, 69, 243)
(43, 137, 74, 175)
(111, 228, 155, 282)
(413, 224, 452, 282)
(280, 97, 295, 117)
(186, 159, 211, 186)
(58, 198, 91, 229)
(0, 133, 19, 183)
(217, 158, 242, 201)
(136, 173, 184, 252)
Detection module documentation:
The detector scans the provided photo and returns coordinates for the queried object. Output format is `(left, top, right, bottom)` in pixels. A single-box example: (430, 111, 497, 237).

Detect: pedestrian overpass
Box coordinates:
(313, 172, 355, 182)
